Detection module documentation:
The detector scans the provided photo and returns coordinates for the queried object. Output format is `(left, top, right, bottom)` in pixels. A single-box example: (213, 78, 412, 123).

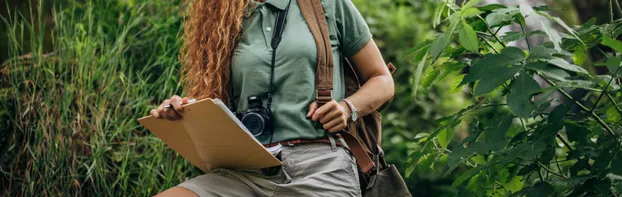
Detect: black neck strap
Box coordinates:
(267, 0, 291, 109)
(228, 1, 291, 111)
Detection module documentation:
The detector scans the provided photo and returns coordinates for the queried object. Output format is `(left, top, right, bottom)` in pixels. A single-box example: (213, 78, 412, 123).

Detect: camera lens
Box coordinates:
(241, 113, 265, 137)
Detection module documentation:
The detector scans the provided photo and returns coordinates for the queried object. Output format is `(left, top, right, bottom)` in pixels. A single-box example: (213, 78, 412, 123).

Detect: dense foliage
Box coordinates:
(407, 0, 622, 196)
(1, 0, 620, 196)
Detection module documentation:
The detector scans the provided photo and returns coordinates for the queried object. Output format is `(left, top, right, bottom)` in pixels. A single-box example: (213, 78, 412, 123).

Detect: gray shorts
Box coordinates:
(178, 141, 361, 197)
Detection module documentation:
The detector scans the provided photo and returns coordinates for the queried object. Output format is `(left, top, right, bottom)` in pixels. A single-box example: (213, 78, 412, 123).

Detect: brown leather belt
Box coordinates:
(263, 134, 344, 148)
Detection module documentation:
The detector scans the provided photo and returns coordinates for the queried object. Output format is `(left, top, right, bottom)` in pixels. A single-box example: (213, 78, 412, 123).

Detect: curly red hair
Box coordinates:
(181, 0, 251, 100)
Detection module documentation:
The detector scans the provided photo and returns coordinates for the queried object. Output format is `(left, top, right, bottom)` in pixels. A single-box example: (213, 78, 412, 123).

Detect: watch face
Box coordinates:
(351, 112, 358, 121)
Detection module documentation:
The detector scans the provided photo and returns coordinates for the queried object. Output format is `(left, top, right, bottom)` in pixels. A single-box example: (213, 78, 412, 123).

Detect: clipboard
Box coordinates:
(137, 98, 281, 173)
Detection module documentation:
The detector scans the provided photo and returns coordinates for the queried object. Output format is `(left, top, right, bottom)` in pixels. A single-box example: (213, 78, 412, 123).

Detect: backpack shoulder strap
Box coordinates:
(298, 0, 375, 174)
(297, 0, 333, 105)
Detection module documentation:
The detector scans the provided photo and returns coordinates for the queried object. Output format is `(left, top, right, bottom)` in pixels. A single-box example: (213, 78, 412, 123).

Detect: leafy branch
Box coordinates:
(407, 1, 622, 196)
(538, 75, 616, 136)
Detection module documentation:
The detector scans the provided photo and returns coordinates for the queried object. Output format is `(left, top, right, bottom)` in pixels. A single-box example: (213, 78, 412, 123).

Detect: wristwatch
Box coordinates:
(342, 98, 358, 122)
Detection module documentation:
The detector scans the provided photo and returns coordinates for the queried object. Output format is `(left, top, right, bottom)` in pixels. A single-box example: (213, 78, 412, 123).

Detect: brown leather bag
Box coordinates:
(297, 0, 410, 196)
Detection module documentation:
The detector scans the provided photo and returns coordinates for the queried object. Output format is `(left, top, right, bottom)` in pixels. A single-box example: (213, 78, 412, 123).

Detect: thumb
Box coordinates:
(307, 101, 318, 118)
(182, 97, 189, 104)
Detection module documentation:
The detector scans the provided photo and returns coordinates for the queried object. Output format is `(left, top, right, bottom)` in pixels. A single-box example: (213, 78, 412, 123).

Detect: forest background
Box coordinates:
(0, 0, 620, 196)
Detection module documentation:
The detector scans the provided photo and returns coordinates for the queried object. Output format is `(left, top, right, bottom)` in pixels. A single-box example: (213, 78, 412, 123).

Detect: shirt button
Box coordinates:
(266, 27, 272, 32)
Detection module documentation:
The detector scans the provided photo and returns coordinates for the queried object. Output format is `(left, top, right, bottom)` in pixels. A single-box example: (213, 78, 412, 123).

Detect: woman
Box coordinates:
(151, 0, 394, 196)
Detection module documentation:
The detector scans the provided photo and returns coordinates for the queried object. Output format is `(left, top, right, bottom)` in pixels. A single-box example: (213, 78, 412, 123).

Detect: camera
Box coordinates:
(235, 96, 273, 137)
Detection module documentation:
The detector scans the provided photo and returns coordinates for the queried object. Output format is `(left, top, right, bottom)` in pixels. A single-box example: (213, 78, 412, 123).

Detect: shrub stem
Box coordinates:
(591, 66, 622, 112)
(519, 21, 532, 50)
(606, 92, 622, 115)
(538, 74, 617, 136)
(537, 161, 568, 179)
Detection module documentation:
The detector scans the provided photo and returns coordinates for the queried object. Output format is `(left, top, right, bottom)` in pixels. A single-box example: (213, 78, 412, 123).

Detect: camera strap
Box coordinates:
(266, 0, 291, 109)
(228, 0, 292, 112)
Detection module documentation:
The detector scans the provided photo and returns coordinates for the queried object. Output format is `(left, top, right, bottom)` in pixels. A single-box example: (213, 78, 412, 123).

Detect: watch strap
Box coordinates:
(342, 98, 357, 121)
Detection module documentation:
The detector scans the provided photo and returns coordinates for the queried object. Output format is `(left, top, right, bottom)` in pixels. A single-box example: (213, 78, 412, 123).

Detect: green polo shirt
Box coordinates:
(231, 0, 371, 144)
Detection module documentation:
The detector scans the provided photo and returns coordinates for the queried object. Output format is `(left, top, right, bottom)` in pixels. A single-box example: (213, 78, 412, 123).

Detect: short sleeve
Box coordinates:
(333, 0, 372, 57)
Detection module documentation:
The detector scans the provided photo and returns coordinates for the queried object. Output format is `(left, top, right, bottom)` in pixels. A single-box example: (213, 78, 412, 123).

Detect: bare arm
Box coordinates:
(344, 38, 394, 116)
(309, 39, 394, 132)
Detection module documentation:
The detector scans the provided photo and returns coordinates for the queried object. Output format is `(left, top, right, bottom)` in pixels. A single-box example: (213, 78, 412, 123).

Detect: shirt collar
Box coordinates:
(264, 0, 288, 10)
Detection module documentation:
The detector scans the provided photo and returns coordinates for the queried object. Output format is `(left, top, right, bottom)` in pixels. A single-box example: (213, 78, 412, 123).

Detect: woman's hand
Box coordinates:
(307, 100, 351, 133)
(150, 95, 189, 121)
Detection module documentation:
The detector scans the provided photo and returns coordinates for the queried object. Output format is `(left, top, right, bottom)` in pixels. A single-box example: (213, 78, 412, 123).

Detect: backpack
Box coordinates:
(297, 0, 411, 196)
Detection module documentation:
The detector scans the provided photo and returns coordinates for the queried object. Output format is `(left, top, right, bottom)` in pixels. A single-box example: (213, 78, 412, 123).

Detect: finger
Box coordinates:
(328, 122, 347, 133)
(319, 109, 342, 124)
(182, 97, 189, 104)
(164, 107, 182, 120)
(150, 109, 160, 119)
(157, 106, 171, 120)
(307, 102, 318, 118)
(170, 95, 184, 114)
(323, 118, 342, 131)
(311, 101, 337, 121)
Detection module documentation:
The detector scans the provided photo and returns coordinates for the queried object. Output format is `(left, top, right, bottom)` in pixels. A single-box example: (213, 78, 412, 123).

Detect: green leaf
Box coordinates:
(421, 66, 442, 88)
(452, 166, 482, 187)
(518, 163, 538, 176)
(459, 21, 479, 52)
(539, 144, 555, 165)
(602, 36, 622, 53)
(466, 173, 486, 194)
(525, 62, 570, 81)
(523, 182, 555, 197)
(412, 54, 428, 98)
(429, 19, 459, 63)
(556, 79, 600, 91)
(612, 151, 622, 175)
(478, 4, 507, 12)
(606, 56, 622, 76)
(461, 7, 482, 18)
(486, 7, 520, 28)
(541, 21, 563, 51)
(445, 142, 488, 176)
(570, 158, 590, 176)
(504, 175, 525, 194)
(548, 57, 588, 74)
(537, 11, 583, 44)
(481, 116, 513, 150)
(572, 45, 587, 66)
(500, 30, 545, 43)
(432, 2, 446, 29)
(606, 107, 621, 122)
(462, 0, 482, 9)
(528, 45, 560, 60)
(462, 48, 516, 83)
(437, 126, 455, 149)
(417, 153, 438, 172)
(507, 73, 541, 119)
(549, 104, 571, 124)
(593, 143, 618, 176)
(462, 47, 526, 95)
(507, 72, 541, 118)
(552, 16, 582, 43)
(584, 177, 612, 194)
(504, 141, 547, 161)
(519, 4, 535, 18)
(403, 40, 432, 62)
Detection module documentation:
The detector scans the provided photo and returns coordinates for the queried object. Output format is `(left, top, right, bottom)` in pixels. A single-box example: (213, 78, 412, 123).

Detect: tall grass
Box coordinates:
(0, 0, 202, 196)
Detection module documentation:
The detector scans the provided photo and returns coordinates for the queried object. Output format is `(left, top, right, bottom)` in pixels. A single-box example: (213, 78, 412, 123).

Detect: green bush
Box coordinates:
(408, 0, 622, 196)
(1, 1, 201, 196)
